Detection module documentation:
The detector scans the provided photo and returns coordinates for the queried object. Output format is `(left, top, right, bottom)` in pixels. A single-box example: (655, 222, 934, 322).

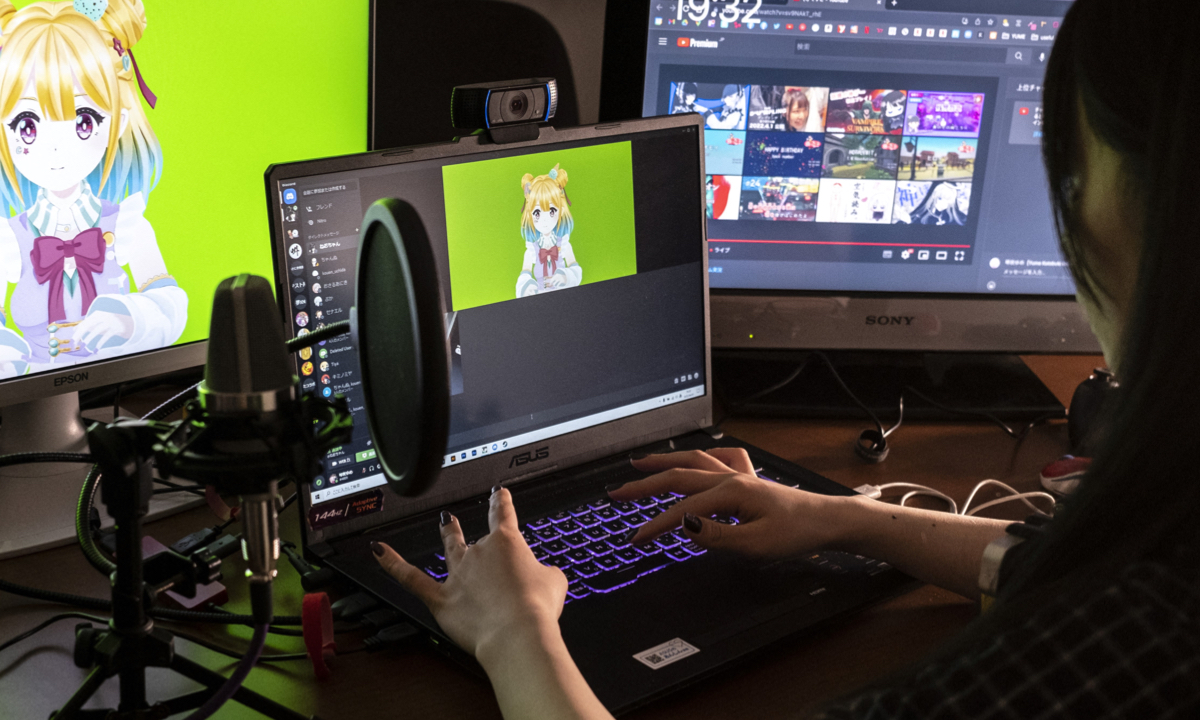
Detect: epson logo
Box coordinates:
(54, 372, 89, 387)
(865, 316, 915, 326)
(509, 446, 549, 468)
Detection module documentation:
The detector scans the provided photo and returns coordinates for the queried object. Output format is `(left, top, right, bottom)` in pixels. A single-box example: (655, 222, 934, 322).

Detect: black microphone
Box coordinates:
(199, 275, 295, 624)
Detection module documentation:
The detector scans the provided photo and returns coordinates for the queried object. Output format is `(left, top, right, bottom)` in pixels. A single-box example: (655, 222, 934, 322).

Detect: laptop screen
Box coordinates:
(271, 123, 707, 523)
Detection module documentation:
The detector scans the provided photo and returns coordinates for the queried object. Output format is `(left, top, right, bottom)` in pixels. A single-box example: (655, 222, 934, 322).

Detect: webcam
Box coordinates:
(451, 78, 558, 144)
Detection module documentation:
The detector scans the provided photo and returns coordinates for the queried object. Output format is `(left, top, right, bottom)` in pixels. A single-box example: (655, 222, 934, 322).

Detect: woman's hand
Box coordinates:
(75, 310, 134, 351)
(613, 448, 860, 559)
(371, 487, 567, 662)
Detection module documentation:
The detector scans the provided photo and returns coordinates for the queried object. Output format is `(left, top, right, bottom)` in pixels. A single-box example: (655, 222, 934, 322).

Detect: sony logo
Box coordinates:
(53, 372, 89, 387)
(865, 316, 915, 326)
(509, 446, 549, 468)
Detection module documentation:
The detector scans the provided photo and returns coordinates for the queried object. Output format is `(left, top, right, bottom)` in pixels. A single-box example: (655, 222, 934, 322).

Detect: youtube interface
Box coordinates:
(643, 0, 1074, 296)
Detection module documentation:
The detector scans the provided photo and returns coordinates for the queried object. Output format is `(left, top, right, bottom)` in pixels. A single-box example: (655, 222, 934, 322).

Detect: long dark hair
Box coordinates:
(1004, 0, 1200, 600)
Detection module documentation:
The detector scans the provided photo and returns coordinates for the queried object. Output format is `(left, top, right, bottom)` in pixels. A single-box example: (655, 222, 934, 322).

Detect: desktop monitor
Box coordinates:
(600, 0, 1098, 416)
(0, 0, 369, 557)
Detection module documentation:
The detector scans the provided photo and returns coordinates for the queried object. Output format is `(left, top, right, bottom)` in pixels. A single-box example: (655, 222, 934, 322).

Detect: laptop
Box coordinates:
(265, 114, 909, 713)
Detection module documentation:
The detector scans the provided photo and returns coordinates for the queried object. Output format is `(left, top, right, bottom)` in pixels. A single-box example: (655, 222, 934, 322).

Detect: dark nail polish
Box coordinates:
(622, 529, 640, 545)
(683, 513, 702, 534)
(440, 511, 452, 527)
(370, 541, 384, 557)
(492, 485, 502, 495)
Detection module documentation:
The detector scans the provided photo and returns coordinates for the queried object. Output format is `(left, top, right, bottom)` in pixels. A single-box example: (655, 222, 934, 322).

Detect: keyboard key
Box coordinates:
(433, 551, 445, 561)
(582, 526, 609, 541)
(424, 560, 448, 579)
(667, 531, 689, 545)
(542, 539, 569, 555)
(587, 497, 611, 509)
(585, 541, 613, 557)
(533, 527, 560, 543)
(594, 506, 620, 521)
(533, 545, 550, 561)
(555, 519, 581, 535)
(681, 541, 706, 556)
(624, 513, 650, 528)
(655, 534, 681, 549)
(641, 506, 664, 519)
(634, 542, 662, 556)
(569, 505, 591, 517)
(526, 517, 552, 530)
(614, 548, 642, 564)
(583, 555, 672, 593)
(653, 493, 676, 503)
(605, 535, 633, 550)
(574, 561, 601, 577)
(562, 567, 580, 583)
(567, 582, 591, 599)
(565, 548, 592, 564)
(594, 555, 622, 571)
(545, 555, 573, 568)
(561, 533, 590, 548)
(575, 512, 601, 528)
(548, 511, 573, 523)
(520, 530, 539, 547)
(601, 520, 628, 535)
(632, 497, 658, 509)
(664, 548, 691, 561)
(610, 501, 639, 515)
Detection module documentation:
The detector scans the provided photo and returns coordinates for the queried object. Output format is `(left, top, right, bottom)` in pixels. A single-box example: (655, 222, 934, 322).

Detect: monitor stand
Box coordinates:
(714, 350, 1065, 422)
(0, 392, 201, 560)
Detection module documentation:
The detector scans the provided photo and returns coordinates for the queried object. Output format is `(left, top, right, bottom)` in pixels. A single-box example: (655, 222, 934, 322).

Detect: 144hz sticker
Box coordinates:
(633, 638, 700, 670)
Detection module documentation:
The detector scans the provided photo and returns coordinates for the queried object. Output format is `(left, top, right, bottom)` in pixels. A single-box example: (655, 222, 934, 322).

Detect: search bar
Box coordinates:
(795, 39, 1010, 64)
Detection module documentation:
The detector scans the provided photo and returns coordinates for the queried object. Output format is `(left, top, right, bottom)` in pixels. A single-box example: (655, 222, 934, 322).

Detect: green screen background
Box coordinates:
(2, 0, 368, 344)
(442, 142, 638, 312)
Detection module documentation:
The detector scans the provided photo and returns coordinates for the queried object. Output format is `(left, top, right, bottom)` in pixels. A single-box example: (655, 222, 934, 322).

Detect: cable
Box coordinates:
(857, 479, 1056, 518)
(0, 452, 94, 469)
(286, 320, 349, 351)
(875, 482, 959, 514)
(961, 479, 1054, 517)
(167, 626, 308, 663)
(0, 612, 109, 655)
(183, 624, 267, 720)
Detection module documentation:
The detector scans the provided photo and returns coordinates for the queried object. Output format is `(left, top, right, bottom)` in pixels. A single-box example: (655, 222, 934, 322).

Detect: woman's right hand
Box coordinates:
(613, 448, 865, 560)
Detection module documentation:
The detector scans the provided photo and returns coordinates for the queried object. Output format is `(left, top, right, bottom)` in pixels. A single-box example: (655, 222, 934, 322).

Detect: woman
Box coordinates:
(372, 0, 1200, 716)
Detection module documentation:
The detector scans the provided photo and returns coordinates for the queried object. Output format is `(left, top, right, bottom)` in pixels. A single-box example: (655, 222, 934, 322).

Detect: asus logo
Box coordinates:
(509, 447, 549, 468)
(54, 372, 89, 386)
(865, 316, 915, 326)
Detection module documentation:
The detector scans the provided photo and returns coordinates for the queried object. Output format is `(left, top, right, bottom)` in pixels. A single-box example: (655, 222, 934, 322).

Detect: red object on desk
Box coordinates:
(303, 592, 337, 680)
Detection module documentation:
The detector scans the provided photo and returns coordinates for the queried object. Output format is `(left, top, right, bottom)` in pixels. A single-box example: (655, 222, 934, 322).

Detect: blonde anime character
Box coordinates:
(516, 163, 582, 298)
(0, 0, 186, 379)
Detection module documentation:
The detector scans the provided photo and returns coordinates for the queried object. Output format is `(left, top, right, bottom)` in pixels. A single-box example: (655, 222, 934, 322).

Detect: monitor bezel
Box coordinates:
(599, 0, 1098, 354)
(264, 114, 714, 546)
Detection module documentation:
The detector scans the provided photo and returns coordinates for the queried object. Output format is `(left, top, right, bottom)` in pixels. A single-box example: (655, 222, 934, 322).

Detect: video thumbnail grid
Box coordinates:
(674, 83, 984, 227)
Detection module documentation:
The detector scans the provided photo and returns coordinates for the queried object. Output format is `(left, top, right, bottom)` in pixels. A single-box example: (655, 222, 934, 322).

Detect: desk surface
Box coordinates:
(0, 355, 1101, 719)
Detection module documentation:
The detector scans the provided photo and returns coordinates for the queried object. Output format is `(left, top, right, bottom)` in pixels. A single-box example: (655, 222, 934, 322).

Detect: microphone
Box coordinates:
(198, 275, 295, 624)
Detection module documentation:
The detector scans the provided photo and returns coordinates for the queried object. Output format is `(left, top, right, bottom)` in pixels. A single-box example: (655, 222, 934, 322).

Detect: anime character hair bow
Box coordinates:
(72, 1, 157, 108)
(74, 0, 107, 22)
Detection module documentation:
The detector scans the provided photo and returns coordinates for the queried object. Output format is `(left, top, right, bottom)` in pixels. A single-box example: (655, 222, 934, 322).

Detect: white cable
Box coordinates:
(961, 479, 1048, 516)
(897, 488, 958, 515)
(965, 492, 1056, 517)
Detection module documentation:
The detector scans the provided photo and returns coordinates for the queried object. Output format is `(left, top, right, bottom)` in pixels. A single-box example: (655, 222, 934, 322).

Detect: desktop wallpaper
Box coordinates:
(0, 0, 367, 380)
(442, 142, 638, 312)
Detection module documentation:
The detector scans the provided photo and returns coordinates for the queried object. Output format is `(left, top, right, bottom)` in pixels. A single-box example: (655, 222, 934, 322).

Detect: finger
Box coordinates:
(628, 483, 743, 544)
(372, 541, 441, 607)
(439, 512, 468, 569)
(609, 467, 727, 501)
(92, 328, 120, 351)
(488, 486, 519, 534)
(705, 447, 756, 476)
(74, 321, 98, 349)
(630, 449, 733, 474)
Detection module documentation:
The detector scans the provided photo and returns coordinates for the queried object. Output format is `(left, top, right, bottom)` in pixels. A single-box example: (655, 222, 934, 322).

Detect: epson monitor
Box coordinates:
(601, 0, 1099, 416)
(0, 0, 369, 558)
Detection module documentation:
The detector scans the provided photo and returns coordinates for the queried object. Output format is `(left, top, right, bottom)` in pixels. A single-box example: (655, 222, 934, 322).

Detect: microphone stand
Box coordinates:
(53, 419, 313, 720)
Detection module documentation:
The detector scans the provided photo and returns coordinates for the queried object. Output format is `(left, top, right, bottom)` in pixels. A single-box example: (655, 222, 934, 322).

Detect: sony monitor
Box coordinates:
(601, 0, 1099, 417)
(0, 0, 369, 558)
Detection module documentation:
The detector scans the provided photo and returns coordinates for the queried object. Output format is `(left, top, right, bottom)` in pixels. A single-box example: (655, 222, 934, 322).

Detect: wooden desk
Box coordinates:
(0, 355, 1101, 719)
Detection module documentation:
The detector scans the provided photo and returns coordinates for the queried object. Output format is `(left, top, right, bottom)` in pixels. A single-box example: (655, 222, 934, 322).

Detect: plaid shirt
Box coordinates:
(818, 561, 1200, 719)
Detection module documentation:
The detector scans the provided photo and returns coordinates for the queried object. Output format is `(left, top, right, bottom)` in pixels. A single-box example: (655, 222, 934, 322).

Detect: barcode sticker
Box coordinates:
(633, 638, 700, 670)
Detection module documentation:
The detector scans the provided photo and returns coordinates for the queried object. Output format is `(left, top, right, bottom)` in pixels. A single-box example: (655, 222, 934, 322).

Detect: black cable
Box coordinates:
(151, 478, 205, 496)
(0, 452, 94, 469)
(286, 320, 349, 352)
(0, 613, 108, 655)
(900, 385, 1060, 439)
(167, 627, 309, 663)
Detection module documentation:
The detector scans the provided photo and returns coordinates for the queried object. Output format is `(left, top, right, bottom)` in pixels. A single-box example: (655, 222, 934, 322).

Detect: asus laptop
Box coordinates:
(266, 114, 908, 713)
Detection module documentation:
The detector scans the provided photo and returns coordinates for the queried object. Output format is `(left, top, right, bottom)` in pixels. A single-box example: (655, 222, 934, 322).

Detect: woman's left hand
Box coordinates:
(371, 488, 568, 661)
(75, 310, 134, 351)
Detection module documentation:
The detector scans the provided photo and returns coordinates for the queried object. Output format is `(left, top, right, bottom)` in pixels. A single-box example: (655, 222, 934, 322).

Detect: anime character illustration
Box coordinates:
(893, 181, 971, 226)
(0, 0, 186, 380)
(879, 90, 908, 134)
(516, 164, 582, 298)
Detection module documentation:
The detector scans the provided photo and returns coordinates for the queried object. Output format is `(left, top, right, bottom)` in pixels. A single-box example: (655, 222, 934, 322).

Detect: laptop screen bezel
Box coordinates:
(264, 114, 712, 547)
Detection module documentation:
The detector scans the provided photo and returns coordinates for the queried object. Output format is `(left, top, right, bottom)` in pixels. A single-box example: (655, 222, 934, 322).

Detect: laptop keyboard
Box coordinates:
(420, 490, 740, 603)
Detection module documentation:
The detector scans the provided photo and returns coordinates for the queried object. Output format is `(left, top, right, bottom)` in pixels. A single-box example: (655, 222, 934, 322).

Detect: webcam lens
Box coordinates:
(510, 94, 528, 115)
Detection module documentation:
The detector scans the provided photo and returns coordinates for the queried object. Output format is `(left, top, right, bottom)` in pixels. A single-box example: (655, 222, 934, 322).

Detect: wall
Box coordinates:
(506, 0, 607, 124)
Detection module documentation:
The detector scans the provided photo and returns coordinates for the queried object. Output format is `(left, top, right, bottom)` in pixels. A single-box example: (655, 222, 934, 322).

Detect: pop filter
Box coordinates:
(353, 199, 450, 497)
